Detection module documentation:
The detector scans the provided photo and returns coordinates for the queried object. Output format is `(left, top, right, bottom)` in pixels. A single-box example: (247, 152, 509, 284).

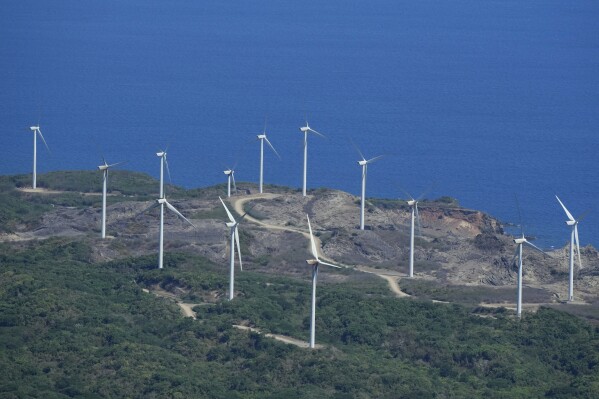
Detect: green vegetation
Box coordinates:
(1, 238, 599, 398)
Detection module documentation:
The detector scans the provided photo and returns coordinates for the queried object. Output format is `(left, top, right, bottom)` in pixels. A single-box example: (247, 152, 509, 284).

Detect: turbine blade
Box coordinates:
(416, 183, 435, 201)
(366, 154, 384, 164)
(574, 225, 582, 270)
(235, 227, 243, 271)
(232, 173, 237, 193)
(415, 203, 422, 236)
(306, 214, 319, 260)
(219, 196, 236, 223)
(515, 195, 524, 237)
(555, 195, 575, 222)
(135, 201, 159, 219)
(164, 156, 172, 185)
(238, 203, 256, 223)
(37, 128, 50, 153)
(319, 260, 342, 269)
(264, 137, 281, 159)
(577, 209, 591, 223)
(398, 186, 414, 201)
(308, 128, 326, 138)
(106, 161, 127, 169)
(164, 200, 195, 227)
(351, 140, 366, 161)
(511, 247, 519, 266)
(524, 240, 546, 256)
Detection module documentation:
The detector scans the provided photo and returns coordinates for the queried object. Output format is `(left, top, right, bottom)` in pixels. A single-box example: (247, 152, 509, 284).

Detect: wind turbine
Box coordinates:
(223, 166, 237, 198)
(403, 192, 422, 278)
(146, 149, 194, 269)
(27, 125, 50, 189)
(401, 186, 433, 278)
(555, 195, 585, 302)
(97, 158, 125, 239)
(354, 143, 383, 230)
(305, 214, 342, 349)
(219, 197, 250, 300)
(256, 129, 280, 194)
(299, 121, 325, 196)
(511, 206, 546, 318)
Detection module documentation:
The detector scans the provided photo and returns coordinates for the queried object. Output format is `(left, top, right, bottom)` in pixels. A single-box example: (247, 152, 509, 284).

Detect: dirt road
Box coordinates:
(230, 194, 411, 298)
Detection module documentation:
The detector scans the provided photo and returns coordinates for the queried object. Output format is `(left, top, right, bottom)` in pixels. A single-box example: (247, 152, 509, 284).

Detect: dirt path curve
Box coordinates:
(232, 325, 323, 349)
(229, 194, 410, 298)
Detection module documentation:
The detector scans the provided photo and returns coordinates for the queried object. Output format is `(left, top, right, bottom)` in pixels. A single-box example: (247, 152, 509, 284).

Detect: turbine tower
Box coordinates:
(403, 193, 422, 278)
(512, 227, 546, 318)
(147, 149, 194, 269)
(219, 197, 249, 300)
(299, 121, 325, 196)
(305, 214, 341, 348)
(97, 158, 125, 239)
(354, 144, 383, 230)
(256, 130, 280, 194)
(27, 125, 50, 189)
(223, 167, 237, 198)
(555, 195, 584, 302)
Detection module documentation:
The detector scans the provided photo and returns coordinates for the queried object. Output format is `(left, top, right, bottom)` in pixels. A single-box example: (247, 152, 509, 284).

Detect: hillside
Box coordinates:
(1, 171, 599, 398)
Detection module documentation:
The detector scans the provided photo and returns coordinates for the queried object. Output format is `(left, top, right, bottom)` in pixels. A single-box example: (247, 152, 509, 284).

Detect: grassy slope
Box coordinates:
(1, 238, 598, 398)
(1, 171, 599, 398)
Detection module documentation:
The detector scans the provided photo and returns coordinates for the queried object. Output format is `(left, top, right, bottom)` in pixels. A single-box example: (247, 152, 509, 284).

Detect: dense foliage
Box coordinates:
(1, 238, 598, 398)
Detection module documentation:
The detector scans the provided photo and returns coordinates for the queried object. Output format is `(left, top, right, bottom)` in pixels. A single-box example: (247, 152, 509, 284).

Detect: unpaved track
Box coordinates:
(233, 325, 323, 349)
(230, 193, 411, 298)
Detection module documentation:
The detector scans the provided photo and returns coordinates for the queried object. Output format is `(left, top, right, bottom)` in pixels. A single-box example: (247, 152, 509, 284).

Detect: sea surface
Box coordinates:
(1, 1, 598, 249)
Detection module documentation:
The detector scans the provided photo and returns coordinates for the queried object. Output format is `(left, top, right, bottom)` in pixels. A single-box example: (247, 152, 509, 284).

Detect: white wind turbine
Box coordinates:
(555, 195, 585, 302)
(401, 187, 433, 278)
(403, 192, 422, 278)
(145, 149, 195, 269)
(299, 121, 325, 196)
(354, 144, 383, 230)
(256, 129, 281, 194)
(511, 207, 546, 318)
(305, 214, 342, 349)
(97, 158, 125, 239)
(219, 197, 250, 300)
(27, 125, 50, 189)
(223, 166, 237, 198)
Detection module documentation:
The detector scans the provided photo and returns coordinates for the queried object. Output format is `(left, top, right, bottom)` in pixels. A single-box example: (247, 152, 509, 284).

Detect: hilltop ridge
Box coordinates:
(1, 170, 598, 317)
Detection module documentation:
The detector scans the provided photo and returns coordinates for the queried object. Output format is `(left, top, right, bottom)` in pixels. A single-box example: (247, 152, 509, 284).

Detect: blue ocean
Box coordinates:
(1, 1, 598, 248)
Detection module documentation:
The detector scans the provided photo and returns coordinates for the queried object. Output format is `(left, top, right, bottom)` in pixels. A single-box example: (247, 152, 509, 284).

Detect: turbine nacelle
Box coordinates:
(156, 151, 166, 157)
(30, 126, 39, 131)
(224, 169, 234, 175)
(300, 125, 310, 133)
(306, 259, 319, 266)
(407, 199, 417, 207)
(98, 164, 109, 171)
(357, 160, 367, 166)
(514, 237, 527, 245)
(566, 220, 577, 226)
(257, 134, 267, 140)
